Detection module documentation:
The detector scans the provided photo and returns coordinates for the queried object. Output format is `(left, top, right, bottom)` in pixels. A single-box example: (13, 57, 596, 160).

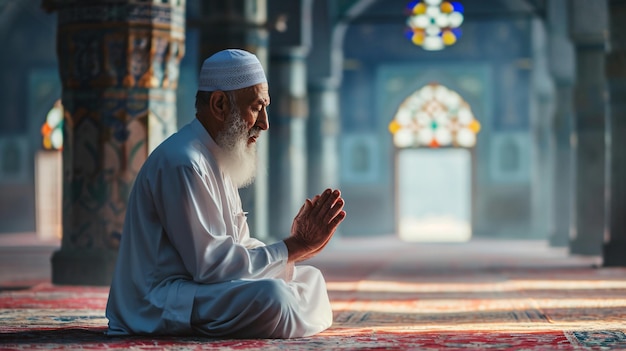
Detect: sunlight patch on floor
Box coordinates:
(322, 321, 626, 334)
(398, 216, 471, 242)
(327, 280, 626, 293)
(331, 297, 626, 314)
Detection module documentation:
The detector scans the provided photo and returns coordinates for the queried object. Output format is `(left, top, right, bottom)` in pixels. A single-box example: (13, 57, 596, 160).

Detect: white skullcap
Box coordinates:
(198, 49, 267, 92)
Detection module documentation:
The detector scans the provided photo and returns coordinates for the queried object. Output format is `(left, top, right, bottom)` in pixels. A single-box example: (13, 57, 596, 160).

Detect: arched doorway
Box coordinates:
(389, 83, 480, 242)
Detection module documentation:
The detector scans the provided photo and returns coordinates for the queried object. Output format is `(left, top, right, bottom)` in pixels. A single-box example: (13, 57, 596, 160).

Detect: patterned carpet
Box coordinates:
(2, 237, 626, 350)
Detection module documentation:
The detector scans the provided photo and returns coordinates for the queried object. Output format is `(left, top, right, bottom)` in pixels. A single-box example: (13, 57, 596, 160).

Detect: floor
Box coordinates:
(0, 232, 60, 287)
(0, 232, 603, 287)
(2, 232, 626, 350)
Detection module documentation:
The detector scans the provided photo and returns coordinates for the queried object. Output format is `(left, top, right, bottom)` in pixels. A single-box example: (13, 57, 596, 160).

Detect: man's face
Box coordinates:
(234, 82, 270, 145)
(214, 83, 270, 188)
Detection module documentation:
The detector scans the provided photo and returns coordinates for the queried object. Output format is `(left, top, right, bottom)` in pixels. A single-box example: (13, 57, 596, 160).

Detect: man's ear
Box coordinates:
(209, 91, 228, 122)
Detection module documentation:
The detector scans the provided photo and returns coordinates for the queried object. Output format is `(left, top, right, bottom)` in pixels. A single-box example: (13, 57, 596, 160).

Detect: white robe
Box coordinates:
(105, 119, 332, 338)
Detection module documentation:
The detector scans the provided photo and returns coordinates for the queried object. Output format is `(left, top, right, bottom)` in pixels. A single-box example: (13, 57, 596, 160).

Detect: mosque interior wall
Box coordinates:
(0, 0, 573, 242)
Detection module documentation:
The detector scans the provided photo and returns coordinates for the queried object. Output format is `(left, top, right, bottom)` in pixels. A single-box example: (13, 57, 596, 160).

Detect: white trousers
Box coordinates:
(191, 265, 332, 338)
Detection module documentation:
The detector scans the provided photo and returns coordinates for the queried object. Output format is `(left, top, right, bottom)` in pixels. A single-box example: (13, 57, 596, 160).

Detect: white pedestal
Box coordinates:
(35, 150, 62, 241)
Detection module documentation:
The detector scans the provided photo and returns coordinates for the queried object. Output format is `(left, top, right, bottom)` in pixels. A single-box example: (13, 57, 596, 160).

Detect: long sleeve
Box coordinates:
(153, 161, 288, 283)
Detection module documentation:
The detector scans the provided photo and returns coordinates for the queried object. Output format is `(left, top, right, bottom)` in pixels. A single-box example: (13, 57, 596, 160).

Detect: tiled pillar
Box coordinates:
(547, 0, 576, 247)
(603, 0, 626, 266)
(267, 0, 312, 239)
(568, 0, 608, 255)
(196, 0, 270, 239)
(42, 0, 185, 285)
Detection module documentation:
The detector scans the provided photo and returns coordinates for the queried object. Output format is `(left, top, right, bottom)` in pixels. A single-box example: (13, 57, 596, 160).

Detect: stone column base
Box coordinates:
(569, 237, 602, 256)
(51, 249, 118, 286)
(603, 241, 626, 267)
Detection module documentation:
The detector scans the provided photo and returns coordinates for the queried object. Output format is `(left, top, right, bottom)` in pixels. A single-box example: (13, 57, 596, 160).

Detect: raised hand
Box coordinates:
(284, 188, 346, 262)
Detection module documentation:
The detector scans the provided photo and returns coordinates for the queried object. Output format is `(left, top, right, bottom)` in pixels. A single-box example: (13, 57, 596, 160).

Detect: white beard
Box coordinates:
(214, 109, 259, 188)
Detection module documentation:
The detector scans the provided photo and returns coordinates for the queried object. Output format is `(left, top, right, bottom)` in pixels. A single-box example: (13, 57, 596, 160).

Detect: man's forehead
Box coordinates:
(241, 83, 269, 104)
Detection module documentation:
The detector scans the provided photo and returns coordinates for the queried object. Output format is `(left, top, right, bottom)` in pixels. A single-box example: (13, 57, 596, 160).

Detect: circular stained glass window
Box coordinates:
(405, 0, 465, 51)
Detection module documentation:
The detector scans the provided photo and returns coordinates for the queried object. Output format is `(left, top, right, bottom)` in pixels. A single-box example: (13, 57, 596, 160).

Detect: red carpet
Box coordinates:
(1, 237, 626, 350)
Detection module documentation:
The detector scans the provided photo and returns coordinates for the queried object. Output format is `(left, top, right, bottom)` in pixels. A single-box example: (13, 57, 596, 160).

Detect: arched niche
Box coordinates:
(390, 83, 480, 242)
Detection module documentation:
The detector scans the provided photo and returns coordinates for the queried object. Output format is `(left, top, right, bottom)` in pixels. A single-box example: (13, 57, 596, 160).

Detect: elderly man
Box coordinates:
(105, 49, 346, 339)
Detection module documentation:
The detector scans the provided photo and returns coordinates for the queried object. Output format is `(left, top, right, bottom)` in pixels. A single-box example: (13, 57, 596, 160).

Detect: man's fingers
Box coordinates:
(306, 188, 344, 228)
(312, 195, 321, 204)
(323, 197, 344, 224)
(310, 189, 332, 215)
(304, 199, 314, 210)
(331, 196, 344, 212)
(328, 211, 347, 231)
(314, 189, 340, 217)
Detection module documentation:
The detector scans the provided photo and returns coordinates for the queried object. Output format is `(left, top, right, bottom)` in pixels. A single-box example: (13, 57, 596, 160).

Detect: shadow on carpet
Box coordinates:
(3, 326, 626, 350)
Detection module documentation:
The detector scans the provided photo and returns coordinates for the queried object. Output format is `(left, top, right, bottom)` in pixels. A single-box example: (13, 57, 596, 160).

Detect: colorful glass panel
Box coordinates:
(405, 0, 464, 51)
(42, 100, 64, 150)
(389, 83, 480, 149)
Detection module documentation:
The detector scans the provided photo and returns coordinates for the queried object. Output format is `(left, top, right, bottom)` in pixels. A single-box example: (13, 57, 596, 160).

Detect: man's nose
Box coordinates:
(256, 108, 269, 131)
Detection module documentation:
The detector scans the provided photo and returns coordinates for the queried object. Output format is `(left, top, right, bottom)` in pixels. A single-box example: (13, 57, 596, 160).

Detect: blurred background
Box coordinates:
(0, 0, 622, 285)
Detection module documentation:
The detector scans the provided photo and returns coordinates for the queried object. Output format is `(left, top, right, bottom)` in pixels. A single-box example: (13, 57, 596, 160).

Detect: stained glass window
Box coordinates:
(405, 0, 464, 51)
(388, 83, 481, 148)
(41, 100, 63, 150)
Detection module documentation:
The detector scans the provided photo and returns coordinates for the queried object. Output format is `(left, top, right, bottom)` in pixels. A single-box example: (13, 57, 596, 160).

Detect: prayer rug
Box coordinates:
(2, 238, 626, 350)
(2, 280, 626, 350)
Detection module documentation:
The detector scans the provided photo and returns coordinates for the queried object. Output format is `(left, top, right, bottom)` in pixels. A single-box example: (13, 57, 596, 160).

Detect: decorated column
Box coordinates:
(603, 0, 626, 266)
(196, 0, 270, 239)
(43, 0, 185, 285)
(568, 0, 608, 255)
